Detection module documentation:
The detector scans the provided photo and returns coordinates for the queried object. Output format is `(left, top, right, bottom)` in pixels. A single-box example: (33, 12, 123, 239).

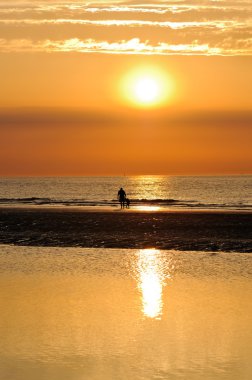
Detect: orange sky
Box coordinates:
(0, 1, 251, 175)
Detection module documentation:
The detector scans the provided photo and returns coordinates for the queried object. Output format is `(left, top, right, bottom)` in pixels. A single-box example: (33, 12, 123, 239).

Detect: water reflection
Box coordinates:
(134, 205, 161, 212)
(129, 175, 171, 202)
(137, 249, 171, 319)
(1, 246, 251, 380)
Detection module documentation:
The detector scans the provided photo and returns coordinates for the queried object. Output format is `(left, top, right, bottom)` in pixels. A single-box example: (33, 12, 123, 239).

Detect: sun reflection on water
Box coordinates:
(137, 249, 171, 319)
(134, 205, 161, 212)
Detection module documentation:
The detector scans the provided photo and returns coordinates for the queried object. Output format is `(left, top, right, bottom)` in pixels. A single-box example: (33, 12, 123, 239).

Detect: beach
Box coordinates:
(1, 204, 252, 380)
(0, 186, 252, 380)
(0, 207, 251, 252)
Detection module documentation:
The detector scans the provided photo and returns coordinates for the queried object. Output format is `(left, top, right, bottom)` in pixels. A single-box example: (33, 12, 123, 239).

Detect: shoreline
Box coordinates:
(0, 204, 251, 214)
(0, 207, 251, 252)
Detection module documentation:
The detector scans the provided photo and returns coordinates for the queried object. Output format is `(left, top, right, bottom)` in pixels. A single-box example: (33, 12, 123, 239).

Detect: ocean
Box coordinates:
(0, 175, 251, 210)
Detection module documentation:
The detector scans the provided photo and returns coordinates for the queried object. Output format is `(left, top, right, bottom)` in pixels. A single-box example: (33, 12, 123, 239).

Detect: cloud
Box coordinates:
(0, 107, 120, 126)
(0, 1, 251, 56)
(1, 18, 250, 30)
(0, 107, 251, 127)
(1, 37, 251, 55)
(1, 3, 251, 20)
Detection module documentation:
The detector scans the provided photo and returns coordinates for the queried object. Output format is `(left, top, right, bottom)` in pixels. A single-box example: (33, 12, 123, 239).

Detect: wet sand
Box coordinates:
(0, 207, 251, 252)
(0, 246, 252, 380)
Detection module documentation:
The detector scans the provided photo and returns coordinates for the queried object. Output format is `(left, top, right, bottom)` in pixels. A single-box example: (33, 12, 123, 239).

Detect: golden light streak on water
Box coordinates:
(134, 205, 161, 211)
(137, 249, 171, 319)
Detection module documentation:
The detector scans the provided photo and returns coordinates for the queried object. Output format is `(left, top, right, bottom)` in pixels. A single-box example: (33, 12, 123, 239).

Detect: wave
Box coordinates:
(0, 197, 251, 210)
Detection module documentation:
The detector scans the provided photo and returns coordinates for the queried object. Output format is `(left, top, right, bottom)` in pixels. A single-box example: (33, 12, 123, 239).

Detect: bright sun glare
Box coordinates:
(121, 67, 173, 108)
(134, 77, 159, 103)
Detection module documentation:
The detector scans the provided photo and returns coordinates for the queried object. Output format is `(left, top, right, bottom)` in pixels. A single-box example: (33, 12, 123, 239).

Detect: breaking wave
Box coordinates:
(0, 197, 251, 210)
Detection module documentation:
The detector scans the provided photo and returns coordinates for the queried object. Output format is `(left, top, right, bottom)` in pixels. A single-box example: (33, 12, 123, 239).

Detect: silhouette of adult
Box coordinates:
(118, 187, 126, 209)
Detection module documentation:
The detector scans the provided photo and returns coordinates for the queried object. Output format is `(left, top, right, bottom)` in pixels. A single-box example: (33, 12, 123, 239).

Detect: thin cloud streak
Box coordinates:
(1, 2, 251, 12)
(1, 107, 251, 127)
(1, 1, 251, 22)
(1, 37, 252, 55)
(1, 18, 250, 30)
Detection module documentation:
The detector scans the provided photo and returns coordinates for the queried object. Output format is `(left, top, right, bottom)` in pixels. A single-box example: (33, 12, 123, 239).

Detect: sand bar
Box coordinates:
(0, 207, 251, 252)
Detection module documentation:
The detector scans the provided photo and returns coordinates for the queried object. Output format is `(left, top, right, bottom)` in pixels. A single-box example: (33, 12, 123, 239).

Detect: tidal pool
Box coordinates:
(0, 246, 251, 380)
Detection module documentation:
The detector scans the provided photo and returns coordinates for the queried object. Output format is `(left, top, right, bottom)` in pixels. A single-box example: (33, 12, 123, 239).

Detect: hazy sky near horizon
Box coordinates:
(0, 0, 251, 175)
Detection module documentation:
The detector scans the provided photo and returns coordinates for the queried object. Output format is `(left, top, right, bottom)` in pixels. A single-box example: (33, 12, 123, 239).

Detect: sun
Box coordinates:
(134, 77, 159, 103)
(120, 66, 173, 108)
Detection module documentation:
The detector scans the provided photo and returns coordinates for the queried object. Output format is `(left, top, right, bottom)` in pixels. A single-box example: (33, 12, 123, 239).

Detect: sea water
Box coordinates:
(0, 245, 251, 380)
(0, 175, 251, 210)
